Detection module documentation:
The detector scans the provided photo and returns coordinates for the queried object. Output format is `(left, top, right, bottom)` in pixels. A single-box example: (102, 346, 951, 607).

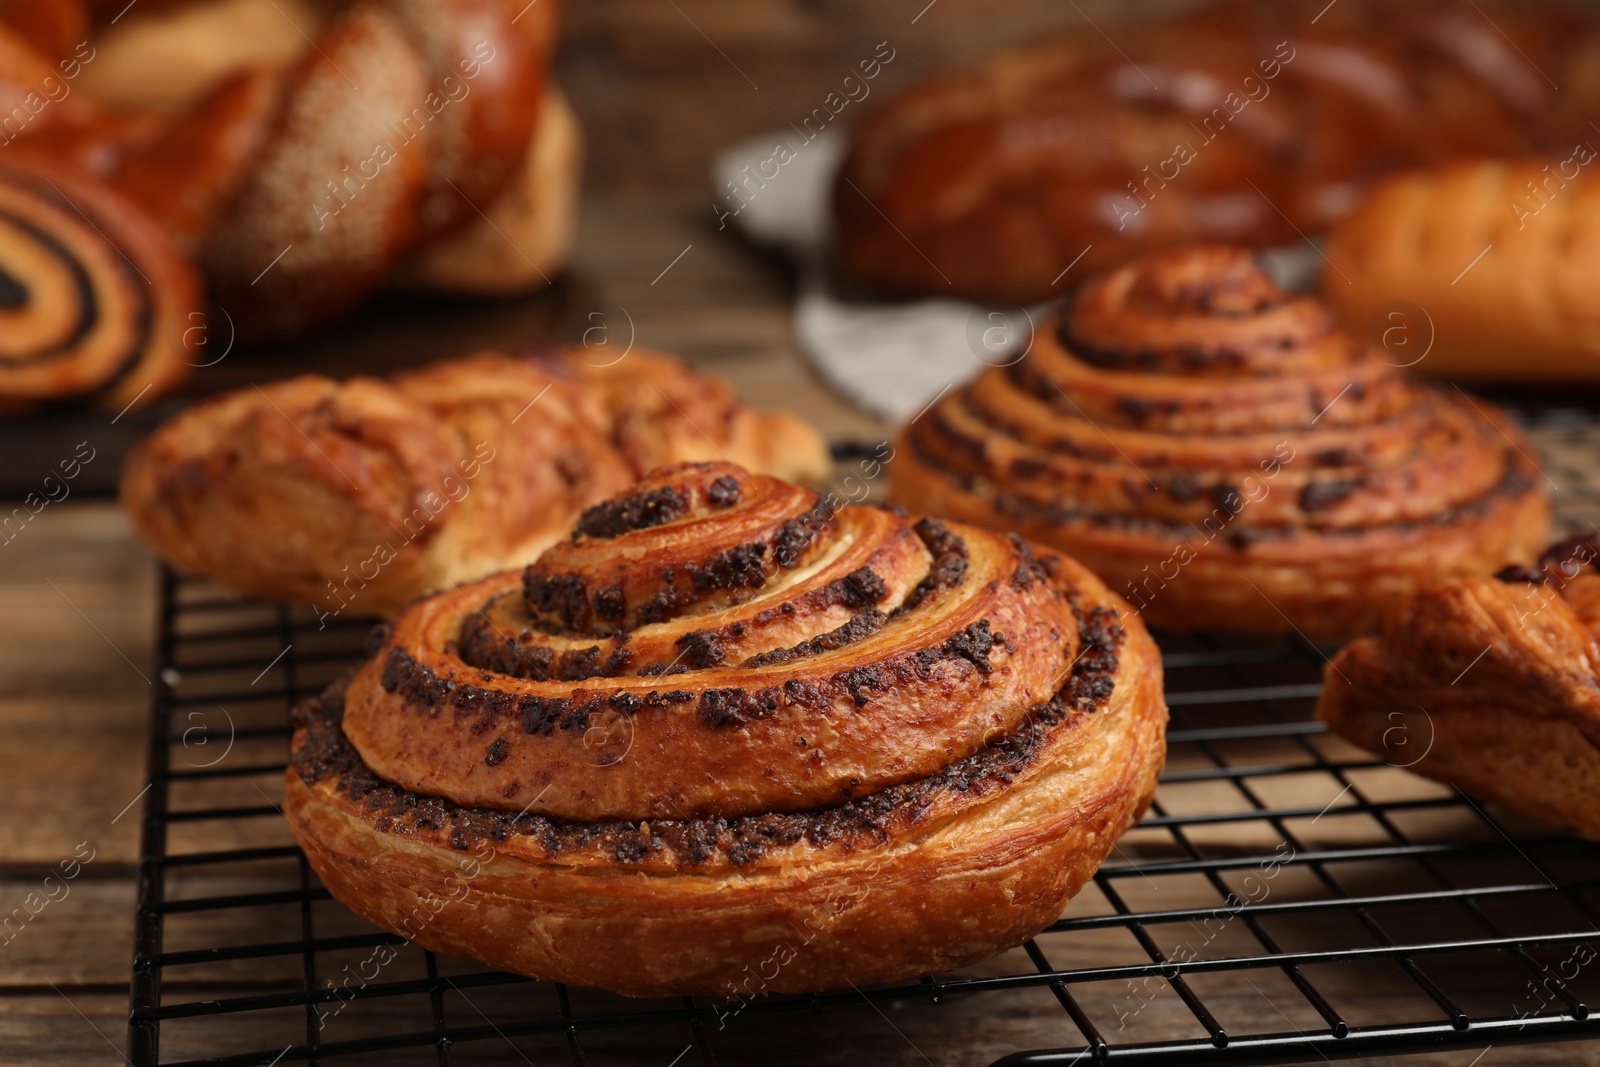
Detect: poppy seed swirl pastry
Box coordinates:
(0, 153, 201, 411)
(284, 461, 1167, 996)
(1318, 535, 1600, 839)
(120, 348, 829, 617)
(890, 246, 1550, 638)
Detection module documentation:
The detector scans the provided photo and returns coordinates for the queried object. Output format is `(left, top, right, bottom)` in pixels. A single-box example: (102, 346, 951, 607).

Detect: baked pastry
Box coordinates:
(0, 152, 200, 411)
(833, 0, 1600, 305)
(120, 348, 830, 616)
(0, 0, 568, 341)
(1318, 535, 1600, 839)
(1324, 157, 1600, 384)
(388, 87, 580, 296)
(890, 246, 1550, 638)
(284, 460, 1168, 996)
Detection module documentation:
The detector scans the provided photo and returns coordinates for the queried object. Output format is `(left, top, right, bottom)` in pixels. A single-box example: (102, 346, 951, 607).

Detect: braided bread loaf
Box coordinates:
(286, 460, 1167, 995)
(0, 0, 564, 344)
(890, 246, 1550, 638)
(835, 0, 1600, 304)
(120, 348, 830, 617)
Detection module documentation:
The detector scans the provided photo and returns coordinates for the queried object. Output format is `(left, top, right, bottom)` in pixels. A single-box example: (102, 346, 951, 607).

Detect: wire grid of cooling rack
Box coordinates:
(129, 416, 1600, 1066)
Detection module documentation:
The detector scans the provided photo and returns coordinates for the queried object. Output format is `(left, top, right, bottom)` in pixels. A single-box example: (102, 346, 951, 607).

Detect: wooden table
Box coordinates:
(7, 1, 1600, 1061)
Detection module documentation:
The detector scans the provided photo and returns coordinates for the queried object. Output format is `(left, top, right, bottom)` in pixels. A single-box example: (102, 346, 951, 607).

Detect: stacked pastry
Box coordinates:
(891, 247, 1549, 638)
(120, 348, 830, 616)
(285, 460, 1167, 995)
(1319, 535, 1600, 839)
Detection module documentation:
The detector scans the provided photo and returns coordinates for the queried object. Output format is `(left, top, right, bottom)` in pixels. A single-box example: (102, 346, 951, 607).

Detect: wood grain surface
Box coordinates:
(5, 0, 1600, 1063)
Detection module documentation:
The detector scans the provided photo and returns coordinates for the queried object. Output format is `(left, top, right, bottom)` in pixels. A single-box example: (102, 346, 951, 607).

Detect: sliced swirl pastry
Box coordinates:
(891, 246, 1550, 638)
(0, 153, 201, 411)
(1318, 536, 1600, 839)
(285, 461, 1167, 996)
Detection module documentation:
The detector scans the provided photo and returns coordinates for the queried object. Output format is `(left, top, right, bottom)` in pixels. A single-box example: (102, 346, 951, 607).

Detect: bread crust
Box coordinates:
(285, 461, 1168, 996)
(888, 246, 1550, 638)
(1318, 545, 1600, 839)
(1324, 157, 1600, 384)
(119, 348, 831, 614)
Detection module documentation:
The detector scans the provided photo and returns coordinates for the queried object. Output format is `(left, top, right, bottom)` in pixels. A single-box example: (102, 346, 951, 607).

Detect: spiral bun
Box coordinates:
(891, 246, 1550, 637)
(286, 460, 1166, 996)
(0, 153, 200, 411)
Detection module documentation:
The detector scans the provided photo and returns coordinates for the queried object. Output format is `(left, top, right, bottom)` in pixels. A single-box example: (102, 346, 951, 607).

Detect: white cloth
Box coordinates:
(711, 129, 1323, 422)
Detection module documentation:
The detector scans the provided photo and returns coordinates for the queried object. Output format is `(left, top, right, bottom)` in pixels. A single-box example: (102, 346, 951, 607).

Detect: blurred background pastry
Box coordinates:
(0, 152, 201, 411)
(832, 0, 1600, 307)
(890, 246, 1550, 638)
(0, 0, 578, 412)
(1324, 156, 1600, 384)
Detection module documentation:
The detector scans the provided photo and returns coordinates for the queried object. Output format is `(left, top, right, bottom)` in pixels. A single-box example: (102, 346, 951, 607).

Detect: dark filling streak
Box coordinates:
(1298, 478, 1363, 513)
(525, 500, 837, 633)
(293, 600, 1125, 869)
(914, 620, 1001, 677)
(708, 475, 741, 508)
(896, 518, 968, 613)
(575, 486, 688, 539)
(907, 430, 1538, 546)
(675, 624, 743, 670)
(457, 619, 633, 682)
(1007, 534, 1050, 591)
(1501, 534, 1600, 583)
(675, 563, 896, 671)
(0, 264, 26, 309)
(381, 646, 692, 736)
(0, 205, 104, 371)
(1055, 319, 1255, 372)
(742, 609, 887, 668)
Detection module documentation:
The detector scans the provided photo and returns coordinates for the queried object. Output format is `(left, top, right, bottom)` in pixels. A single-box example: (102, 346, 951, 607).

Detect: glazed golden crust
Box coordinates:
(388, 86, 580, 295)
(889, 246, 1551, 638)
(1318, 538, 1600, 839)
(120, 348, 831, 615)
(1324, 157, 1600, 384)
(834, 0, 1600, 305)
(0, 152, 200, 411)
(286, 460, 1167, 996)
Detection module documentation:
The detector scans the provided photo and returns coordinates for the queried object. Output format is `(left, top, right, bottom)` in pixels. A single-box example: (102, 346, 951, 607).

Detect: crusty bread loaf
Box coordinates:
(834, 0, 1600, 306)
(1324, 156, 1600, 383)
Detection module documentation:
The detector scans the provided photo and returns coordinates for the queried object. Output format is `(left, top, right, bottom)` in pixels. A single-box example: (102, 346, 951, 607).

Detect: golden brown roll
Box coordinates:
(1318, 536, 1600, 839)
(0, 152, 200, 411)
(120, 348, 830, 617)
(1324, 156, 1600, 384)
(285, 460, 1167, 996)
(890, 246, 1550, 638)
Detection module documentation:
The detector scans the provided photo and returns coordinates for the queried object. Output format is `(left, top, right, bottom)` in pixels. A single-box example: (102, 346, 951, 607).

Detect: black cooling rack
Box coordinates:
(129, 418, 1600, 1067)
